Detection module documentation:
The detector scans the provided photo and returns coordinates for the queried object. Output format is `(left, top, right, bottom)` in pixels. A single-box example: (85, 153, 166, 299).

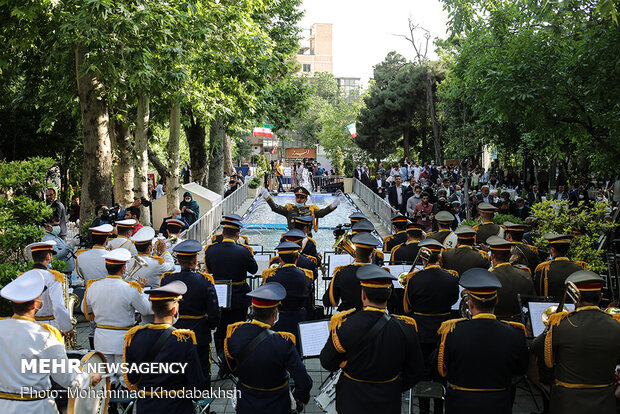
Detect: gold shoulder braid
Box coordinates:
(535, 261, 552, 296)
(42, 324, 63, 343)
(128, 281, 144, 293)
(544, 311, 569, 368)
(172, 329, 197, 344)
(437, 318, 466, 377)
(123, 325, 148, 390)
(394, 315, 418, 331)
(277, 331, 296, 345)
(199, 271, 215, 285)
(503, 321, 527, 336)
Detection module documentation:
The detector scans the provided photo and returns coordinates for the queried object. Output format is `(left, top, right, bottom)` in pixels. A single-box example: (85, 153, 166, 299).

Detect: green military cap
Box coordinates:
(504, 221, 528, 232)
(566, 270, 603, 292)
(544, 233, 574, 245)
(435, 211, 455, 223)
(351, 232, 379, 249)
(478, 202, 498, 213)
(454, 225, 477, 239)
(419, 238, 444, 252)
(352, 218, 375, 233)
(349, 212, 367, 223)
(293, 186, 310, 197)
(460, 267, 502, 301)
(486, 235, 513, 251)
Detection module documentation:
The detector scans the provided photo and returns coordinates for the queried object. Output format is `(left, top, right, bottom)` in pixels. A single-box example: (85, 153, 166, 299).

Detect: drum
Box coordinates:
(443, 232, 458, 249)
(67, 350, 110, 414)
(314, 369, 340, 413)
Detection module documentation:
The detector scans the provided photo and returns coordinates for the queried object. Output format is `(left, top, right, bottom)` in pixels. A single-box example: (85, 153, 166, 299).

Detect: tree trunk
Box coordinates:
(207, 116, 224, 194)
(403, 128, 410, 161)
(110, 114, 135, 209)
(75, 47, 113, 222)
(426, 70, 442, 164)
(134, 93, 151, 224)
(184, 114, 208, 186)
(166, 102, 181, 213)
(223, 131, 235, 176)
(148, 148, 168, 180)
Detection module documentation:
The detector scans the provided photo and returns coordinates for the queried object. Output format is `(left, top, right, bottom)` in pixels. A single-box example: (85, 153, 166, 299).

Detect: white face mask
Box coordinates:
(273, 311, 280, 326)
(171, 307, 179, 325)
(51, 225, 61, 236)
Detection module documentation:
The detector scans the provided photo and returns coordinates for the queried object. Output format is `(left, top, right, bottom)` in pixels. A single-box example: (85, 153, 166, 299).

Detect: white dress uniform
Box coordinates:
(106, 235, 137, 255)
(0, 270, 90, 414)
(129, 227, 176, 288)
(81, 250, 152, 382)
(75, 246, 108, 281)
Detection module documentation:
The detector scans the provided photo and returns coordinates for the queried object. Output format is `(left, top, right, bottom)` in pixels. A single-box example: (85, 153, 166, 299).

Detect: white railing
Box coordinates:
(352, 178, 394, 233)
(180, 179, 251, 244)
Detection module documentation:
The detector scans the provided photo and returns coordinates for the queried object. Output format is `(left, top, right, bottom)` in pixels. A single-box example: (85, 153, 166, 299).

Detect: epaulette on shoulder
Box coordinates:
(128, 281, 143, 293)
(302, 269, 314, 280)
(375, 249, 384, 260)
(425, 232, 436, 239)
(445, 269, 459, 278)
(85, 278, 102, 289)
(503, 321, 527, 336)
(199, 272, 215, 285)
(394, 315, 418, 331)
(437, 318, 467, 336)
(280, 232, 286, 240)
(472, 224, 480, 231)
(535, 260, 551, 274)
(575, 260, 588, 270)
(204, 242, 216, 253)
(332, 264, 349, 275)
(49, 269, 65, 283)
(261, 267, 277, 281)
(160, 272, 174, 282)
(226, 321, 247, 338)
(515, 265, 532, 275)
(546, 311, 570, 328)
(285, 204, 295, 211)
(124, 325, 147, 348)
(479, 250, 489, 259)
(330, 308, 356, 331)
(269, 256, 279, 266)
(389, 244, 401, 257)
(608, 313, 620, 324)
(306, 236, 317, 246)
(277, 331, 296, 345)
(302, 253, 317, 265)
(527, 244, 539, 254)
(405, 269, 423, 281)
(77, 248, 87, 256)
(383, 235, 393, 245)
(241, 244, 254, 255)
(41, 323, 63, 343)
(210, 234, 218, 242)
(151, 255, 165, 264)
(172, 329, 197, 344)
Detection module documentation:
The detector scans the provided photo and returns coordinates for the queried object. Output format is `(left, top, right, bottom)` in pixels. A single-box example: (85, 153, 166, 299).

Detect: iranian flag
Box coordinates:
(346, 123, 357, 138)
(253, 123, 274, 137)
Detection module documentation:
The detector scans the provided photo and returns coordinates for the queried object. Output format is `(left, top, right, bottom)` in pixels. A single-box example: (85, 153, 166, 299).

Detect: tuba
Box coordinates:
(542, 281, 581, 326)
(62, 276, 79, 349)
(333, 232, 355, 257)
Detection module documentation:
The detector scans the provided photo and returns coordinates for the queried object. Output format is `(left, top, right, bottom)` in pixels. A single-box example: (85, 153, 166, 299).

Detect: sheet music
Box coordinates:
(328, 254, 354, 278)
(451, 286, 465, 311)
(298, 320, 330, 358)
(528, 302, 575, 337)
(250, 253, 272, 277)
(248, 244, 263, 254)
(214, 283, 230, 308)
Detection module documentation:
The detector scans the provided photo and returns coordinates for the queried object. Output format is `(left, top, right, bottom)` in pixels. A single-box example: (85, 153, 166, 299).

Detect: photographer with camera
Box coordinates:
(224, 174, 241, 198)
(411, 192, 434, 232)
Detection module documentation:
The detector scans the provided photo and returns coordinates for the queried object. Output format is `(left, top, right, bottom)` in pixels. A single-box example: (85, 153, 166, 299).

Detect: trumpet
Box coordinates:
(541, 281, 581, 326)
(604, 307, 620, 315)
(124, 255, 148, 282)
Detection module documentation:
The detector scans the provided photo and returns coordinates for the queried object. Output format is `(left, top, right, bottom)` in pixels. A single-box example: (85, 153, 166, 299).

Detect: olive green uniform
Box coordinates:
(534, 258, 587, 297)
(442, 246, 490, 277)
(491, 262, 536, 321)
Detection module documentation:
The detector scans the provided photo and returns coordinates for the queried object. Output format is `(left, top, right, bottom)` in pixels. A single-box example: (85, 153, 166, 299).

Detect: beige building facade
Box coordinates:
(296, 23, 333, 76)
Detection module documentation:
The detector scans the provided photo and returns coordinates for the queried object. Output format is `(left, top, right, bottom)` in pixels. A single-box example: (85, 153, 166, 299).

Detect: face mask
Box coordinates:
(51, 226, 61, 236)
(273, 311, 280, 326)
(185, 198, 191, 202)
(34, 299, 42, 313)
(456, 190, 462, 195)
(295, 201, 305, 207)
(579, 194, 584, 199)
(176, 215, 182, 219)
(171, 308, 180, 325)
(415, 194, 421, 198)
(597, 196, 603, 201)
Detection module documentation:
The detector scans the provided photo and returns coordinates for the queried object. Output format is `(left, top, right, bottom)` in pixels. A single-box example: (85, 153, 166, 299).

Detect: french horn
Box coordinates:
(542, 281, 581, 326)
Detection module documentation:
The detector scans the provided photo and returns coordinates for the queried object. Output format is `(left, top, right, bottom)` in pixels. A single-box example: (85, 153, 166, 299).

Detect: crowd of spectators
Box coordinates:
(357, 159, 620, 230)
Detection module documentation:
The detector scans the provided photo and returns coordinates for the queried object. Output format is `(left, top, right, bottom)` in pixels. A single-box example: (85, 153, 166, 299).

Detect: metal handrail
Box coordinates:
(352, 178, 394, 233)
(180, 179, 251, 244)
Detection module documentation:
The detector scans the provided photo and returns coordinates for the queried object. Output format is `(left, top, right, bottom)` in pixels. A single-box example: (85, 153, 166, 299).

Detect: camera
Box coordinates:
(139, 196, 152, 207)
(101, 205, 121, 224)
(333, 223, 350, 239)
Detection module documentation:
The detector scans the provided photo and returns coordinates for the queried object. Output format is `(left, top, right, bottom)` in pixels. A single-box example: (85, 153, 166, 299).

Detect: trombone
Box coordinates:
(124, 255, 148, 282)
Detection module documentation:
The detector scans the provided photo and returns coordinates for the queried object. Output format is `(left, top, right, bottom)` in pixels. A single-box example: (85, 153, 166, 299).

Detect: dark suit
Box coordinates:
(370, 178, 387, 197)
(361, 171, 371, 187)
(527, 191, 542, 205)
(158, 216, 189, 236)
(388, 185, 407, 215)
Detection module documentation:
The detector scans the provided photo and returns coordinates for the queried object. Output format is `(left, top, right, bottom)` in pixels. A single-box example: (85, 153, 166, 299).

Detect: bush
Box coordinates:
(0, 261, 31, 317)
(248, 177, 261, 189)
(494, 214, 524, 225)
(531, 200, 616, 273)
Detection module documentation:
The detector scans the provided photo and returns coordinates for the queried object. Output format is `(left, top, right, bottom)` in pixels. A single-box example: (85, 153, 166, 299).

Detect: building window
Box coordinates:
(302, 64, 311, 73)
